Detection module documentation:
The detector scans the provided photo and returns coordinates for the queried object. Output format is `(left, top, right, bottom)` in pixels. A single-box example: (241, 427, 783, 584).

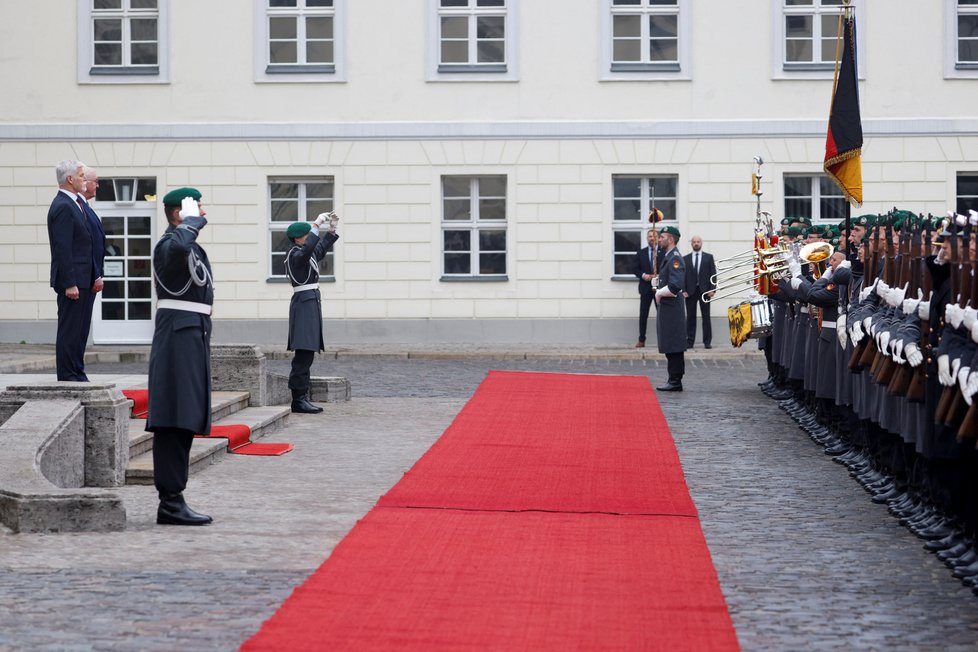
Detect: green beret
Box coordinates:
(821, 226, 834, 239)
(785, 226, 802, 237)
(286, 221, 312, 239)
(787, 216, 807, 226)
(830, 236, 841, 247)
(162, 187, 202, 207)
(853, 214, 874, 228)
(800, 227, 811, 238)
(659, 225, 681, 239)
(780, 217, 792, 226)
(798, 217, 813, 226)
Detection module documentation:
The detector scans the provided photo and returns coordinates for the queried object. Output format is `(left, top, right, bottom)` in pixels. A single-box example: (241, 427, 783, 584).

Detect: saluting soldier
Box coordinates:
(146, 188, 214, 527)
(284, 212, 340, 413)
(654, 225, 687, 392)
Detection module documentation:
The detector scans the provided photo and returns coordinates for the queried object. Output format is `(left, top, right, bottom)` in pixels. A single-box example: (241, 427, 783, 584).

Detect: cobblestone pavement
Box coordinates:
(2, 351, 978, 650)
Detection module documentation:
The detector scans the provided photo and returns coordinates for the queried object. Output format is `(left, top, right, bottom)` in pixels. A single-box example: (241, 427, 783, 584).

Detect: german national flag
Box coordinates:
(824, 13, 862, 206)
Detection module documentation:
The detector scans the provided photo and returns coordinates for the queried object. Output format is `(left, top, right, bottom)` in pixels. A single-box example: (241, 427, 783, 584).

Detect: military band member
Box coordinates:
(284, 213, 340, 414)
(146, 188, 213, 526)
(654, 225, 687, 392)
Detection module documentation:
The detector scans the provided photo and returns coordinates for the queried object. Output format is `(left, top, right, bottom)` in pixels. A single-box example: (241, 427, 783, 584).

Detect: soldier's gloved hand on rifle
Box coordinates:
(863, 315, 874, 338)
(966, 370, 978, 406)
(888, 283, 908, 308)
(180, 196, 200, 218)
(964, 307, 978, 331)
(937, 354, 953, 385)
(947, 304, 965, 329)
(837, 314, 848, 347)
(971, 318, 978, 344)
(959, 365, 972, 398)
(878, 330, 892, 356)
(904, 342, 923, 367)
(850, 319, 864, 344)
(918, 300, 930, 321)
(891, 339, 906, 364)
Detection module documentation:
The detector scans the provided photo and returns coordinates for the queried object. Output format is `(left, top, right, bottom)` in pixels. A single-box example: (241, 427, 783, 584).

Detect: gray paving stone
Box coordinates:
(0, 352, 977, 650)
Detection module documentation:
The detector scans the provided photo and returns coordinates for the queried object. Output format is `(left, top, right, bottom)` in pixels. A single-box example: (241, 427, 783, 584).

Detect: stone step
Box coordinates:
(125, 404, 292, 485)
(126, 391, 251, 458)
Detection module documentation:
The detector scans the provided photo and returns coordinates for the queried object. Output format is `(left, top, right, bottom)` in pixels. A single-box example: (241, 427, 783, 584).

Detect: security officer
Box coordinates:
(654, 225, 687, 392)
(146, 187, 213, 526)
(284, 212, 339, 413)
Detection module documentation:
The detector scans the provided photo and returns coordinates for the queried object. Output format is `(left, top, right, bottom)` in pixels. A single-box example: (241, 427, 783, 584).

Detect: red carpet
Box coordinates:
(121, 389, 293, 456)
(243, 371, 739, 651)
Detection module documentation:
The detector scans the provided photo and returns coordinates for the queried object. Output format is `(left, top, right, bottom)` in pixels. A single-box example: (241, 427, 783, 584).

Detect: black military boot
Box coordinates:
(656, 377, 683, 392)
(157, 493, 212, 526)
(291, 389, 324, 414)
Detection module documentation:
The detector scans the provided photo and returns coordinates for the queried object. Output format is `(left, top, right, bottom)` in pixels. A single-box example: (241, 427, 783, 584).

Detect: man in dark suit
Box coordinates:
(632, 229, 665, 348)
(683, 235, 717, 349)
(47, 160, 103, 381)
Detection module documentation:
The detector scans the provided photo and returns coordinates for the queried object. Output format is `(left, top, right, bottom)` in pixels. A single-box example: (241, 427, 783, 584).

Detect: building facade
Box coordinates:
(1, 0, 976, 345)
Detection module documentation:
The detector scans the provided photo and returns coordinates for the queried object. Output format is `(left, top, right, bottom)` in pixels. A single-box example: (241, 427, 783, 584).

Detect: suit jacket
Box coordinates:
(632, 244, 666, 297)
(47, 191, 94, 291)
(683, 250, 717, 295)
(81, 198, 106, 281)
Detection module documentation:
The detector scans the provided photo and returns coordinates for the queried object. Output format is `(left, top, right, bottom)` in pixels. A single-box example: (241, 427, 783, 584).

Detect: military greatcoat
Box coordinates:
(146, 215, 214, 436)
(286, 230, 339, 352)
(656, 247, 687, 354)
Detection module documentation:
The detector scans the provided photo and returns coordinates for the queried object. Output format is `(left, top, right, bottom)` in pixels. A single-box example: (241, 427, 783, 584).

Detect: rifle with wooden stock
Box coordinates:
(888, 218, 924, 397)
(904, 218, 933, 403)
(874, 219, 912, 385)
(866, 219, 896, 374)
(849, 221, 883, 371)
(935, 220, 969, 425)
(942, 223, 976, 428)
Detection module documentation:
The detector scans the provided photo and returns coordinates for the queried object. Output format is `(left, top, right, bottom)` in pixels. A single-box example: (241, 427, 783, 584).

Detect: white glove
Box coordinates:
(837, 314, 848, 347)
(952, 357, 962, 384)
(850, 320, 864, 344)
(964, 307, 978, 330)
(918, 301, 930, 321)
(948, 304, 964, 329)
(180, 196, 200, 218)
(788, 258, 802, 279)
(822, 267, 834, 281)
(891, 336, 904, 358)
(938, 354, 952, 385)
(966, 370, 978, 406)
(878, 330, 891, 355)
(959, 366, 972, 396)
(790, 277, 802, 290)
(877, 280, 890, 295)
(863, 316, 873, 334)
(971, 318, 978, 344)
(859, 285, 872, 301)
(314, 213, 329, 227)
(655, 286, 674, 304)
(905, 342, 923, 367)
(888, 284, 908, 307)
(901, 298, 919, 315)
(838, 260, 851, 269)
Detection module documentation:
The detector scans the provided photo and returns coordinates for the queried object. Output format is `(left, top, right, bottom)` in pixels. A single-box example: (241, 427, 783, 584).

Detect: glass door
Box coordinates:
(92, 178, 158, 344)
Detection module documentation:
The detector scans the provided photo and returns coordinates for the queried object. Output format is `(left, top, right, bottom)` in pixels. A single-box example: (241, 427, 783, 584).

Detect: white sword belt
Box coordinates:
(156, 299, 212, 315)
(293, 284, 318, 293)
(821, 321, 837, 329)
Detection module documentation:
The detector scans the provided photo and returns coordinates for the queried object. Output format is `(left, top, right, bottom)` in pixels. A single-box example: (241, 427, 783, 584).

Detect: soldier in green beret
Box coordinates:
(284, 212, 340, 413)
(147, 187, 213, 526)
(654, 224, 687, 392)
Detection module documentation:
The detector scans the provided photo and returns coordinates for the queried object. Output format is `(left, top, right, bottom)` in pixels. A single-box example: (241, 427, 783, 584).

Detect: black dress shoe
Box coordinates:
(656, 382, 683, 392)
(925, 532, 964, 552)
(937, 541, 971, 561)
(291, 392, 324, 414)
(157, 495, 212, 526)
(704, 343, 712, 349)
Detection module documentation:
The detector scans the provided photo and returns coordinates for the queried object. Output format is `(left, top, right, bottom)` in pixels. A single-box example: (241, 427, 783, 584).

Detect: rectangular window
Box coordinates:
(435, 0, 509, 74)
(611, 175, 677, 276)
(782, 0, 845, 69)
(610, 0, 680, 71)
(958, 173, 978, 214)
(84, 0, 163, 78)
(958, 0, 978, 67)
(783, 174, 846, 224)
(265, 0, 336, 73)
(441, 175, 507, 279)
(267, 178, 336, 280)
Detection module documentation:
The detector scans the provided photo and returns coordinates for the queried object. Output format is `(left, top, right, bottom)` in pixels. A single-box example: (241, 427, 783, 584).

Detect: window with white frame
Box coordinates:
(958, 173, 978, 214)
(78, 0, 168, 82)
(267, 178, 336, 281)
(441, 176, 507, 279)
(958, 1, 978, 67)
(439, 0, 506, 69)
(263, 0, 336, 73)
(612, 175, 677, 276)
(610, 0, 680, 71)
(784, 174, 846, 224)
(782, 0, 846, 69)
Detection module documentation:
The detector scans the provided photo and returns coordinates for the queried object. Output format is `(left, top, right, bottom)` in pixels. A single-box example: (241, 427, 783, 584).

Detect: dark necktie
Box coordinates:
(76, 196, 85, 213)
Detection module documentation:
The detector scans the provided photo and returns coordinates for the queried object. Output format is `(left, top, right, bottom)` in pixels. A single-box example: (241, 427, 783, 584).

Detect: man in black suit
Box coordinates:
(632, 229, 665, 348)
(47, 160, 104, 381)
(683, 235, 717, 349)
